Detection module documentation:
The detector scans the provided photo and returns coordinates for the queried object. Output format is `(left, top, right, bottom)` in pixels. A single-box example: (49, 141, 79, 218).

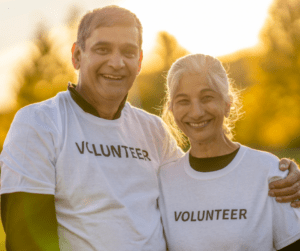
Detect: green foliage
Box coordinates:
(220, 0, 300, 149)
(257, 0, 300, 148)
(0, 20, 77, 152)
(15, 23, 76, 108)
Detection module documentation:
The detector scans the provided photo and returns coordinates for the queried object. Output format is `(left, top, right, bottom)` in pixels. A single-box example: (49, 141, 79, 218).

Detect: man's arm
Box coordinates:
(1, 192, 60, 250)
(279, 239, 300, 250)
(269, 159, 300, 208)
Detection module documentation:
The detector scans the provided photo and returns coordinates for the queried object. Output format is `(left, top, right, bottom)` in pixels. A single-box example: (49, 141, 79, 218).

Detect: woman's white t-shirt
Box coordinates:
(158, 145, 300, 250)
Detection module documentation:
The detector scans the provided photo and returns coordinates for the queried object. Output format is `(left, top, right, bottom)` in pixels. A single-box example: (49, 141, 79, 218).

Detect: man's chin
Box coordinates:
(99, 91, 127, 102)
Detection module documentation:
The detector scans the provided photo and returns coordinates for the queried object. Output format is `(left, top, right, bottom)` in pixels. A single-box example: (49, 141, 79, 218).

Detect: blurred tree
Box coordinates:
(15, 22, 76, 107)
(133, 31, 189, 115)
(0, 11, 78, 151)
(235, 0, 300, 149)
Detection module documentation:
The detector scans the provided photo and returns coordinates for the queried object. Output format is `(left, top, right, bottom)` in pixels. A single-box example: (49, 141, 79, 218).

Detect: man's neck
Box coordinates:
(80, 90, 122, 120)
(69, 83, 126, 120)
(94, 101, 121, 120)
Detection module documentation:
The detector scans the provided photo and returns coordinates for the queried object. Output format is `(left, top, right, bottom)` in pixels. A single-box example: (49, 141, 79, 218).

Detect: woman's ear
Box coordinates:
(225, 96, 232, 118)
(72, 43, 81, 70)
(225, 102, 231, 118)
(168, 101, 173, 112)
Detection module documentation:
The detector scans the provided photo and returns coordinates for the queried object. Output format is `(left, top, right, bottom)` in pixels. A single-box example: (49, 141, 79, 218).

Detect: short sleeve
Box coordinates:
(268, 158, 300, 250)
(157, 119, 183, 167)
(0, 106, 58, 195)
(272, 198, 300, 249)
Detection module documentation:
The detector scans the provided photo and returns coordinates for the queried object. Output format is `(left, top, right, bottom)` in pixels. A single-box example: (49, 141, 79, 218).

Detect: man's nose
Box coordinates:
(107, 52, 125, 70)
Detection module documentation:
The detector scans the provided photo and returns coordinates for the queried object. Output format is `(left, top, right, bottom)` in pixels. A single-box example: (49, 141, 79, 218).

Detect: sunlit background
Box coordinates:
(0, 0, 300, 248)
(0, 0, 274, 110)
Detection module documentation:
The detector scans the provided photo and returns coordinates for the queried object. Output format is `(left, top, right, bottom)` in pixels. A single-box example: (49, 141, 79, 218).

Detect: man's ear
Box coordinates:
(72, 42, 81, 70)
(137, 50, 143, 74)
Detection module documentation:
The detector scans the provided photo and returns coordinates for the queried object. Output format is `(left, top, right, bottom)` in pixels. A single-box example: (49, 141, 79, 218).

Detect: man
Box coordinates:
(1, 5, 300, 250)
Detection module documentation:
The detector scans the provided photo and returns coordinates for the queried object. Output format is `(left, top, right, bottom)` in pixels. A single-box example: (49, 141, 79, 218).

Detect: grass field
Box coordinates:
(0, 225, 5, 250)
(271, 148, 300, 163)
(0, 148, 298, 250)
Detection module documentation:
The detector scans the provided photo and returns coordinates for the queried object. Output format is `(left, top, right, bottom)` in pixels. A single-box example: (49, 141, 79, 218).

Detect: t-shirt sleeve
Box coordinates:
(0, 106, 58, 195)
(268, 158, 300, 250)
(157, 119, 183, 167)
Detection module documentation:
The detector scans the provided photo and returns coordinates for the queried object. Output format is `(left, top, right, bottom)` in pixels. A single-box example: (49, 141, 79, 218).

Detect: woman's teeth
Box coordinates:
(189, 120, 211, 128)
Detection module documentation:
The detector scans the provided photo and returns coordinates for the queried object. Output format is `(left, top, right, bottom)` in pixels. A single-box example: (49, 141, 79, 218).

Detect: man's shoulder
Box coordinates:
(14, 91, 69, 125)
(159, 152, 186, 176)
(125, 102, 164, 125)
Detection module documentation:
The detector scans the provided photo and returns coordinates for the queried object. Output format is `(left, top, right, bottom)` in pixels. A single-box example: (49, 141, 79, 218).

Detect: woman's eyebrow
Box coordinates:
(200, 88, 216, 93)
(174, 93, 188, 99)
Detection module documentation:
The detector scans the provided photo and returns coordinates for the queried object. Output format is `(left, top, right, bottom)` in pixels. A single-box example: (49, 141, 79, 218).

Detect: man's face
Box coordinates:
(76, 26, 142, 103)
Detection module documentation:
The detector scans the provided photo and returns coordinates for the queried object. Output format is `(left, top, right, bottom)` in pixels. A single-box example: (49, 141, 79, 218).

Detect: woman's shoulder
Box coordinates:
(240, 145, 279, 163)
(239, 145, 287, 179)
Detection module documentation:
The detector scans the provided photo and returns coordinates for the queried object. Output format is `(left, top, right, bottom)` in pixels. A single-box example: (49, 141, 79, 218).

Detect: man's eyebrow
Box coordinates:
(92, 41, 111, 47)
(91, 41, 139, 50)
(122, 43, 139, 50)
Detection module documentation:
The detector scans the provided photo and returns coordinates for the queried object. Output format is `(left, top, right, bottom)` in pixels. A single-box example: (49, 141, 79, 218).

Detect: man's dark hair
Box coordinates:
(77, 5, 143, 51)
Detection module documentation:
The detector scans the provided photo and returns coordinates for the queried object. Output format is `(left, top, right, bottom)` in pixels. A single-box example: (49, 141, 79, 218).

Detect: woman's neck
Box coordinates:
(189, 134, 239, 158)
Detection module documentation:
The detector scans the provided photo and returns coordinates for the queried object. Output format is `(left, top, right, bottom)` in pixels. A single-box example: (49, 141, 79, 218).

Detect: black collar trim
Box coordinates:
(67, 83, 127, 119)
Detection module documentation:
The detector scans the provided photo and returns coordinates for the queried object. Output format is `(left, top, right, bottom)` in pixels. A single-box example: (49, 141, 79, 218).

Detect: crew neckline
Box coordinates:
(66, 89, 126, 126)
(67, 83, 127, 120)
(189, 147, 240, 172)
(183, 144, 247, 180)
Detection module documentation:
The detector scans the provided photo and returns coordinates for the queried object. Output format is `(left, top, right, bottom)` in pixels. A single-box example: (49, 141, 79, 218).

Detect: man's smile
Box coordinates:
(101, 74, 125, 80)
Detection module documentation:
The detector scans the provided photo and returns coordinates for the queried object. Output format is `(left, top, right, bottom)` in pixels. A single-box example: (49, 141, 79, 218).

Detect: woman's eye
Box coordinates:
(202, 96, 213, 101)
(177, 100, 189, 105)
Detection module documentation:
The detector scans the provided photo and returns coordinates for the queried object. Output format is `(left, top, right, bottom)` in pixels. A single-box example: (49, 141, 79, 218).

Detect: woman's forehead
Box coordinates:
(177, 73, 213, 92)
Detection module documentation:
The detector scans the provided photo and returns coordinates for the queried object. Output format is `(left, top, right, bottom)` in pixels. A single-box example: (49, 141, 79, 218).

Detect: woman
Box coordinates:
(159, 54, 300, 250)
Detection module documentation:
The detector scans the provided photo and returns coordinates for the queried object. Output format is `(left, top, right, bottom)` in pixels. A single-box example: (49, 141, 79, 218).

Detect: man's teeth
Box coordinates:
(102, 74, 123, 80)
(189, 120, 210, 128)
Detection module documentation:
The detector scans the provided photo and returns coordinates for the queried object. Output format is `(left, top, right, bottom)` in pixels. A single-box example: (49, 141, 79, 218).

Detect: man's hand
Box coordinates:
(268, 158, 300, 208)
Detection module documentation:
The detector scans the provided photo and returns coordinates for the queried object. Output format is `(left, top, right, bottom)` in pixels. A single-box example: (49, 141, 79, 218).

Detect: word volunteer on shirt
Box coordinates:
(75, 141, 152, 161)
(175, 209, 247, 222)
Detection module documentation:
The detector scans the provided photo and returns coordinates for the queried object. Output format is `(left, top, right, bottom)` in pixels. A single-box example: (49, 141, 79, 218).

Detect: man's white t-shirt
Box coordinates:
(0, 90, 183, 251)
(158, 145, 300, 251)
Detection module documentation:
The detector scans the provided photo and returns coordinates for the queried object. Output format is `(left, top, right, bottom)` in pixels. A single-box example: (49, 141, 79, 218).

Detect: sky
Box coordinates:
(0, 0, 274, 111)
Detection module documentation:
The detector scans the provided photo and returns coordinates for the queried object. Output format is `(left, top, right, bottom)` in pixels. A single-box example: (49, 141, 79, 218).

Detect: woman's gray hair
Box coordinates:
(161, 54, 243, 148)
(167, 54, 230, 105)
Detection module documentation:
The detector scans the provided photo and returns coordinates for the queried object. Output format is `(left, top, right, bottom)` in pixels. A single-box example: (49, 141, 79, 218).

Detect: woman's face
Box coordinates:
(171, 73, 229, 146)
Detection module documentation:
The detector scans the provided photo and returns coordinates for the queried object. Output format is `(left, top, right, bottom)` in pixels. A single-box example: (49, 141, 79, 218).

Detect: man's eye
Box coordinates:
(96, 48, 109, 54)
(124, 50, 136, 58)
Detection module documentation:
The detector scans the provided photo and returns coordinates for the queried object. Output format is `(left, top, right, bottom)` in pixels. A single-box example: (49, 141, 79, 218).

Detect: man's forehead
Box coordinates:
(87, 26, 139, 45)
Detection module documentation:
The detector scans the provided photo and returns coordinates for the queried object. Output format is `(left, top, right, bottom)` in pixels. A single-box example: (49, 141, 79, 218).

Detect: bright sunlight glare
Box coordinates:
(0, 0, 274, 111)
(120, 0, 273, 57)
